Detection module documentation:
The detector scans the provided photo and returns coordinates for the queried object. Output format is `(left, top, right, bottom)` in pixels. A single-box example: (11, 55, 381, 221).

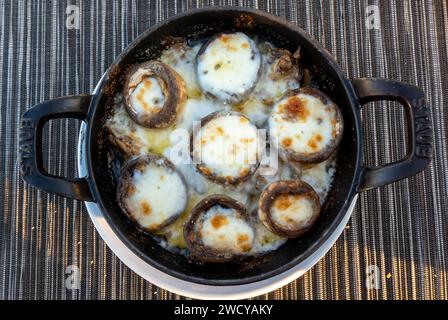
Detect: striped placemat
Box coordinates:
(1, 0, 447, 300)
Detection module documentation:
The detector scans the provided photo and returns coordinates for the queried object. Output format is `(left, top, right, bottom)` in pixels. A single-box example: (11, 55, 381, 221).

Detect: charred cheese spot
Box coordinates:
(130, 77, 165, 113)
(192, 112, 260, 185)
(280, 96, 310, 121)
(211, 214, 229, 229)
(282, 138, 292, 147)
(196, 32, 261, 104)
(274, 194, 293, 210)
(239, 167, 250, 177)
(308, 139, 317, 150)
(199, 205, 254, 254)
(237, 234, 251, 252)
(141, 201, 152, 215)
(307, 134, 324, 150)
(269, 88, 343, 163)
(271, 194, 316, 229)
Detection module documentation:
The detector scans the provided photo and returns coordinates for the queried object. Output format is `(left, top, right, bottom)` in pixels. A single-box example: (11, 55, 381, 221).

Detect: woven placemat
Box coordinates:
(1, 0, 447, 300)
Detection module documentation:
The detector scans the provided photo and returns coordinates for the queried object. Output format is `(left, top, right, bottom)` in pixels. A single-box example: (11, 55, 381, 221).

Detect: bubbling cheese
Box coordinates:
(199, 205, 254, 253)
(193, 113, 259, 180)
(270, 194, 317, 230)
(270, 92, 339, 157)
(130, 76, 165, 114)
(122, 163, 187, 231)
(196, 32, 261, 103)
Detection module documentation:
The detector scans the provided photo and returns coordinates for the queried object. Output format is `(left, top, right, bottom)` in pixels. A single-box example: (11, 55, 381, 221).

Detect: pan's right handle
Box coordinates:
(19, 95, 94, 201)
(352, 78, 433, 192)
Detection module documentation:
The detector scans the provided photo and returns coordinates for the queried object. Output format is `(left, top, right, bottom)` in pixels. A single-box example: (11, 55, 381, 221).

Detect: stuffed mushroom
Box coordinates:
(191, 111, 260, 186)
(184, 195, 255, 262)
(258, 180, 320, 238)
(196, 32, 261, 104)
(269, 87, 343, 163)
(117, 153, 188, 233)
(123, 61, 186, 128)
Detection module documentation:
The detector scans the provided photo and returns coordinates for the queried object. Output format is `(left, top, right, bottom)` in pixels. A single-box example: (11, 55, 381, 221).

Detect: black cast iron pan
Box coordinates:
(18, 8, 433, 286)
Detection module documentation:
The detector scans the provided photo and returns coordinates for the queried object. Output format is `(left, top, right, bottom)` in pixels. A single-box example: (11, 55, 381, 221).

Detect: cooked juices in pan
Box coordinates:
(106, 32, 343, 262)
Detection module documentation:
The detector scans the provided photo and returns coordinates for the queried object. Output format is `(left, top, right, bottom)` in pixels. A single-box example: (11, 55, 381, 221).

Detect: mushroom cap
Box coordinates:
(123, 61, 186, 128)
(269, 87, 344, 163)
(183, 194, 255, 263)
(258, 180, 321, 238)
(117, 153, 188, 233)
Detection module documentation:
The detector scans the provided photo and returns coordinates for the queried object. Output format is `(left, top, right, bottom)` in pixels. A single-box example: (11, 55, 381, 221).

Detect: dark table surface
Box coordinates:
(0, 0, 447, 300)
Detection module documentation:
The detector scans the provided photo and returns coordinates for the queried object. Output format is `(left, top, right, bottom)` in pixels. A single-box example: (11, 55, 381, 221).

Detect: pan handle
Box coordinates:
(19, 95, 94, 201)
(351, 78, 433, 192)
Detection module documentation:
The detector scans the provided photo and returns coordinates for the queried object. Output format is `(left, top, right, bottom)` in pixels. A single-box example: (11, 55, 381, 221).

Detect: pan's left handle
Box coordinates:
(19, 95, 94, 201)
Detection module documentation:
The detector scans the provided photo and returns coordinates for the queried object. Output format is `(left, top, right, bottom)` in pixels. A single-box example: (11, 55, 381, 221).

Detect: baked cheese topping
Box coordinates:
(270, 92, 339, 156)
(123, 163, 187, 231)
(193, 113, 259, 180)
(196, 32, 261, 103)
(129, 76, 165, 114)
(270, 194, 316, 230)
(199, 205, 254, 253)
(107, 35, 339, 256)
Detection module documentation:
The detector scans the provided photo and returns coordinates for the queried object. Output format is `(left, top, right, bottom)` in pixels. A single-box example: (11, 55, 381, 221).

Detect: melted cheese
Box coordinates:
(130, 76, 165, 114)
(270, 194, 316, 230)
(193, 113, 259, 179)
(108, 35, 339, 256)
(199, 205, 254, 253)
(300, 157, 336, 204)
(237, 52, 300, 127)
(177, 97, 222, 131)
(123, 164, 187, 231)
(160, 43, 202, 99)
(270, 93, 339, 155)
(107, 102, 172, 155)
(250, 219, 287, 254)
(196, 33, 261, 103)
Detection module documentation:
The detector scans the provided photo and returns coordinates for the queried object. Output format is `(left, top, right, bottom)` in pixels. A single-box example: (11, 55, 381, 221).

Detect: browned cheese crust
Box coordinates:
(276, 87, 344, 163)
